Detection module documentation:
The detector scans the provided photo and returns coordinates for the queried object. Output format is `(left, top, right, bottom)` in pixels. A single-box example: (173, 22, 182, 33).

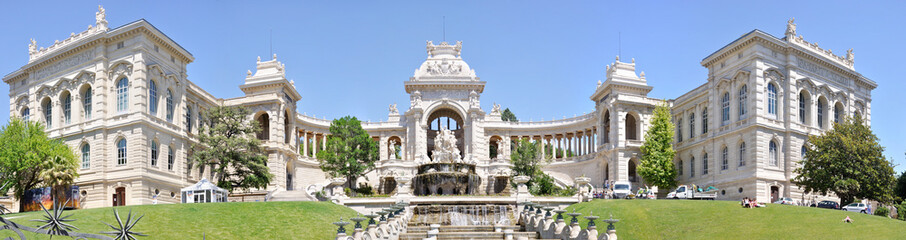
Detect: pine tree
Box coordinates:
(191, 106, 272, 193)
(638, 102, 678, 189)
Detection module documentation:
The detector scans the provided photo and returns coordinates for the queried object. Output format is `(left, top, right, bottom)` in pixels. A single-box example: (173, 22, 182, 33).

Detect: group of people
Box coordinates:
(741, 197, 765, 208)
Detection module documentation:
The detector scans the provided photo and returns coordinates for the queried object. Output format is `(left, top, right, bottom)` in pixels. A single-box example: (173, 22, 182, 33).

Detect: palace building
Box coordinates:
(2, 8, 874, 210)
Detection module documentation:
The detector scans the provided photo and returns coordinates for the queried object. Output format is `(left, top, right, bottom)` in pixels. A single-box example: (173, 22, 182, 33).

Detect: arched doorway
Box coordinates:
(286, 162, 294, 190)
(113, 187, 126, 206)
(426, 108, 464, 161)
(628, 159, 638, 183)
(771, 186, 780, 203)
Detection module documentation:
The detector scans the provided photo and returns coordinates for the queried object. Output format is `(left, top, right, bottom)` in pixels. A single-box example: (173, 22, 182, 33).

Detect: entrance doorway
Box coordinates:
(770, 186, 779, 203)
(113, 187, 125, 206)
(286, 170, 294, 190)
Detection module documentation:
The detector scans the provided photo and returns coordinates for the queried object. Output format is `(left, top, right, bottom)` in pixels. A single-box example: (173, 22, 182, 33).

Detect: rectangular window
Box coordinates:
(689, 113, 695, 138)
(721, 93, 730, 125)
(168, 148, 174, 171)
(117, 41, 124, 49)
(84, 89, 92, 120)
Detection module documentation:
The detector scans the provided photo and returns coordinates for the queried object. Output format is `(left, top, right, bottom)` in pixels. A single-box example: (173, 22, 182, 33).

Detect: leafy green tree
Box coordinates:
(501, 108, 518, 122)
(510, 139, 561, 195)
(191, 106, 272, 193)
(0, 118, 78, 212)
(316, 116, 379, 189)
(638, 102, 678, 189)
(794, 117, 896, 206)
(894, 170, 906, 202)
(511, 139, 542, 177)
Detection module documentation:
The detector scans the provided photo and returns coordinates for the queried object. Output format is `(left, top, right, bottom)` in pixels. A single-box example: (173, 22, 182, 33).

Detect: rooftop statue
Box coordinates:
(786, 17, 797, 36)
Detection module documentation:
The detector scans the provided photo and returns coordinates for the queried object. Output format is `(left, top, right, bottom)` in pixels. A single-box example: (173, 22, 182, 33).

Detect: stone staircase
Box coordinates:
(400, 225, 550, 240)
(268, 190, 317, 201)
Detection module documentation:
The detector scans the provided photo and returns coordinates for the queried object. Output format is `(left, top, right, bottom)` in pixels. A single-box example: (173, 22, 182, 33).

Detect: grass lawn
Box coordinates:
(0, 201, 359, 239)
(565, 199, 906, 240)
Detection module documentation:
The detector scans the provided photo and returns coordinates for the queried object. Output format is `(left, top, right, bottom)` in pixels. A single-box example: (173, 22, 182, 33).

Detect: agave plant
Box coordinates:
(31, 198, 79, 236)
(101, 208, 147, 240)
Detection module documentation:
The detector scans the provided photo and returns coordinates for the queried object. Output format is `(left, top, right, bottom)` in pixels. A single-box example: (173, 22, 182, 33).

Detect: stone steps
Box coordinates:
(268, 190, 316, 201)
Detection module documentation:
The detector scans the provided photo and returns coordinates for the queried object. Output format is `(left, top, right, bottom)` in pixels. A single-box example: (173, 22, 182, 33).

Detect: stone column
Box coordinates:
(312, 134, 318, 157)
(302, 131, 308, 157)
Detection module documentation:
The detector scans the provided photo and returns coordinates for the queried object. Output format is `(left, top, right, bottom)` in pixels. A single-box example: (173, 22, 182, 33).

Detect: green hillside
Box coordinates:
(566, 199, 906, 240)
(0, 201, 359, 239)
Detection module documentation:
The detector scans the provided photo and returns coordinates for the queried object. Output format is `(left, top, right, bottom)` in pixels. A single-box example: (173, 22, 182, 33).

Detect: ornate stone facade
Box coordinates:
(3, 10, 875, 210)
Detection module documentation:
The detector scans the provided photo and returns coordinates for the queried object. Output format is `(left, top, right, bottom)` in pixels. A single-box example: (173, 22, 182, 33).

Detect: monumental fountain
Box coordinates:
(412, 127, 481, 196)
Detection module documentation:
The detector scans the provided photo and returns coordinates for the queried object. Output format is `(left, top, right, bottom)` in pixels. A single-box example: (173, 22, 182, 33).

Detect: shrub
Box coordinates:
(874, 205, 890, 217)
(897, 201, 906, 221)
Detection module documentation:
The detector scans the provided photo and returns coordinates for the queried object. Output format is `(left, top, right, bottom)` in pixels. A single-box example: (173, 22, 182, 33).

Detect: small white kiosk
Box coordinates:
(181, 178, 229, 203)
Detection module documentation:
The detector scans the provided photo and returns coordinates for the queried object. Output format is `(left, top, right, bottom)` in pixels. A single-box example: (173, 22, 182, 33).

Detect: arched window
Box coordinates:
(166, 89, 174, 122)
(701, 108, 708, 134)
(21, 107, 30, 122)
(769, 141, 778, 166)
(116, 78, 129, 113)
(81, 144, 90, 169)
(186, 105, 194, 132)
(689, 113, 695, 138)
(42, 98, 52, 128)
(678, 160, 684, 176)
(721, 147, 729, 170)
(721, 92, 730, 125)
(739, 142, 746, 166)
(801, 145, 807, 161)
(767, 84, 778, 116)
(284, 110, 291, 144)
(799, 91, 808, 124)
(602, 110, 611, 143)
(82, 87, 92, 120)
(738, 85, 748, 117)
(168, 146, 174, 171)
(625, 113, 638, 140)
(817, 98, 826, 129)
(854, 111, 862, 121)
(257, 113, 270, 140)
(834, 102, 843, 124)
(149, 80, 158, 114)
(150, 140, 159, 166)
(62, 91, 71, 124)
(117, 138, 127, 165)
(690, 156, 695, 177)
(702, 153, 709, 175)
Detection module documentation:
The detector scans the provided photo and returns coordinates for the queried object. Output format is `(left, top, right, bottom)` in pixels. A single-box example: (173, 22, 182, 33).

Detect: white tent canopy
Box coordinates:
(181, 178, 229, 203)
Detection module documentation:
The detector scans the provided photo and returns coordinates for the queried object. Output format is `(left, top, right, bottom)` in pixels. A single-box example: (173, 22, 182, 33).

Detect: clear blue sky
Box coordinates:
(1, 1, 904, 171)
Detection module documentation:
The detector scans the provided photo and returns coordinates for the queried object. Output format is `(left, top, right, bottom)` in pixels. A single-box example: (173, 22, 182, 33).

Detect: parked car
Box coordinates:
(816, 200, 840, 210)
(773, 197, 798, 205)
(612, 181, 632, 199)
(842, 203, 869, 213)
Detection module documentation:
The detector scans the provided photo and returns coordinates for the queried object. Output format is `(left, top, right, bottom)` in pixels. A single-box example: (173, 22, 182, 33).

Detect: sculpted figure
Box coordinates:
(96, 5, 106, 23)
(846, 48, 855, 62)
(786, 17, 797, 36)
(388, 139, 398, 159)
(492, 103, 501, 114)
(28, 39, 37, 55)
(388, 103, 398, 114)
